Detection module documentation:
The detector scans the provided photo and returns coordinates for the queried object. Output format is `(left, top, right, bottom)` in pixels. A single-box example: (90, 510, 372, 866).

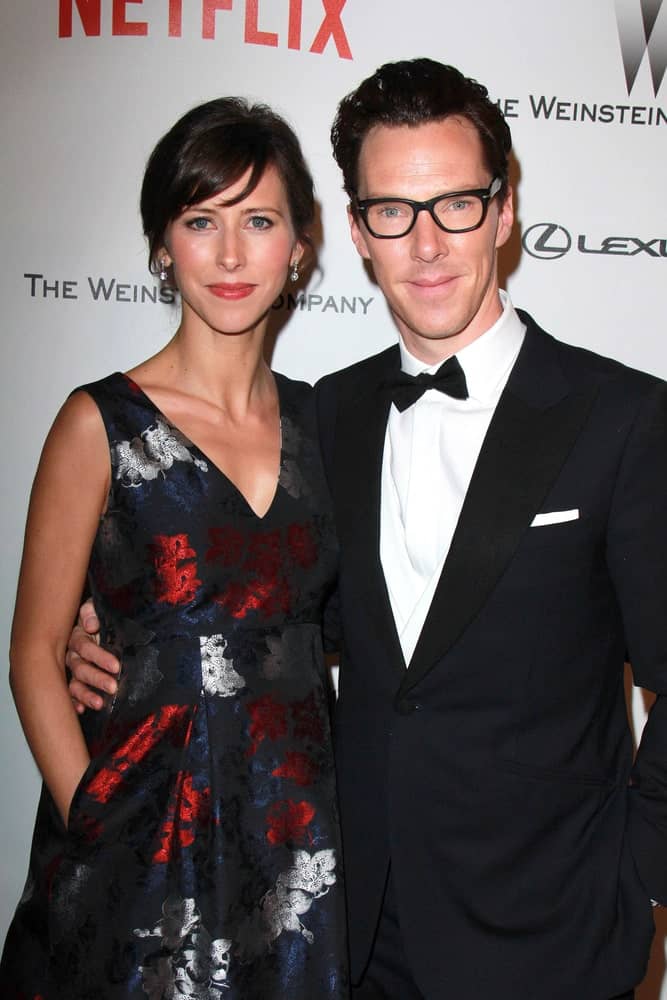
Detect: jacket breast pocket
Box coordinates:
(521, 514, 590, 551)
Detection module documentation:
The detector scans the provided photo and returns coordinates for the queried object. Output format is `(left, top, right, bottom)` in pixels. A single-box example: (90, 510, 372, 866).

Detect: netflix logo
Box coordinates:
(58, 0, 352, 58)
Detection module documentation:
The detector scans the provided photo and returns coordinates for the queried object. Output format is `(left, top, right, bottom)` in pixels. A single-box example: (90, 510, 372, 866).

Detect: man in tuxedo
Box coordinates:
(68, 59, 666, 999)
(315, 58, 667, 1000)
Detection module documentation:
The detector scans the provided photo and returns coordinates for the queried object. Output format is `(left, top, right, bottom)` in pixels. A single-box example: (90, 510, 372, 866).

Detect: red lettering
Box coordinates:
(59, 0, 352, 57)
(310, 0, 351, 59)
(59, 0, 101, 37)
(288, 0, 302, 49)
(169, 0, 183, 36)
(245, 0, 278, 46)
(112, 0, 148, 35)
(202, 0, 233, 39)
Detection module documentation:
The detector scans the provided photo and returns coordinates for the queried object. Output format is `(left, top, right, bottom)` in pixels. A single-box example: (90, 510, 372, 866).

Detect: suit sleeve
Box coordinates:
(605, 379, 667, 903)
(314, 376, 341, 655)
(314, 376, 337, 489)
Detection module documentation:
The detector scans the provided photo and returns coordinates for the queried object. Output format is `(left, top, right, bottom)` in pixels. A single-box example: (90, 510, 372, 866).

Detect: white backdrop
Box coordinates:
(2, 1, 667, 993)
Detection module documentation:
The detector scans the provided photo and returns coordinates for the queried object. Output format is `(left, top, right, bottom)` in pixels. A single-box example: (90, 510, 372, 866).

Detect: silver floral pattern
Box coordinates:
(1, 372, 347, 999)
(261, 849, 337, 946)
(279, 415, 310, 500)
(112, 416, 208, 487)
(200, 634, 245, 697)
(135, 895, 232, 998)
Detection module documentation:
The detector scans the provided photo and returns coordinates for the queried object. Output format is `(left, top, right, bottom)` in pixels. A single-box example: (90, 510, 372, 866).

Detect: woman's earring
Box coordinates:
(158, 258, 168, 281)
(289, 262, 299, 283)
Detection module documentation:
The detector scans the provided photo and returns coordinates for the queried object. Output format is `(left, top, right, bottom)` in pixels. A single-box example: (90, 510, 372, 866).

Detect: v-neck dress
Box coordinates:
(1, 371, 347, 999)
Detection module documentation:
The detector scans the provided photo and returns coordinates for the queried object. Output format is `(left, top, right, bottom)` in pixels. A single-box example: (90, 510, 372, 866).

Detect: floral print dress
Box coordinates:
(1, 372, 347, 1000)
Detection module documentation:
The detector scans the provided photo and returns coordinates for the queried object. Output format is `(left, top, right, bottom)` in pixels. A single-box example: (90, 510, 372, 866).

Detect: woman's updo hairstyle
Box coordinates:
(141, 97, 315, 273)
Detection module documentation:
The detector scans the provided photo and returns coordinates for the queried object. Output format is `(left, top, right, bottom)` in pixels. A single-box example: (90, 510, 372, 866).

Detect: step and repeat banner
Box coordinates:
(2, 1, 666, 992)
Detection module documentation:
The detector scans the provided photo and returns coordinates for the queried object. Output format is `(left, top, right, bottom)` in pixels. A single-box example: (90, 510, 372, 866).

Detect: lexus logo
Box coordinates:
(522, 224, 572, 260)
(521, 225, 667, 259)
(616, 0, 667, 96)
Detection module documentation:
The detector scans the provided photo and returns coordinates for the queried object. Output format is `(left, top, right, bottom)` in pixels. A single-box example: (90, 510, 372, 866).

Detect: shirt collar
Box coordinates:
(398, 290, 526, 403)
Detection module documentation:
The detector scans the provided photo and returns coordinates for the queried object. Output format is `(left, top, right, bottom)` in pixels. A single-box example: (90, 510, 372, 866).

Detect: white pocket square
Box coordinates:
(530, 509, 579, 527)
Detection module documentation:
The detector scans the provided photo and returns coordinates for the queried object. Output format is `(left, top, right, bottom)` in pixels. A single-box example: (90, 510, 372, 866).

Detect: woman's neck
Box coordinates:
(137, 321, 275, 419)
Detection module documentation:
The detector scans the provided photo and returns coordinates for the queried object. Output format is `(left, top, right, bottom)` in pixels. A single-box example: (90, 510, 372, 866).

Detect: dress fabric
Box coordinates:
(1, 371, 347, 1000)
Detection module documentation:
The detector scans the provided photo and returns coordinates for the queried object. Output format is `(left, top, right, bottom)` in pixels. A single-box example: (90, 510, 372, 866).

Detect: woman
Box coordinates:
(2, 97, 347, 999)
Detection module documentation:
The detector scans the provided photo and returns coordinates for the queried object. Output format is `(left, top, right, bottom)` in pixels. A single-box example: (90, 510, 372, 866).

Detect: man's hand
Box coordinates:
(66, 598, 120, 712)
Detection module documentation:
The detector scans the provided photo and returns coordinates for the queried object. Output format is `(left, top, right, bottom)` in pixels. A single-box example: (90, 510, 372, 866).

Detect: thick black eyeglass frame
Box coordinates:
(354, 176, 502, 239)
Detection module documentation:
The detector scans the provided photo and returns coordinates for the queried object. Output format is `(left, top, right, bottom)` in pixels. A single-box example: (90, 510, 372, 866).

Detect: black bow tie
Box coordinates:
(384, 356, 468, 412)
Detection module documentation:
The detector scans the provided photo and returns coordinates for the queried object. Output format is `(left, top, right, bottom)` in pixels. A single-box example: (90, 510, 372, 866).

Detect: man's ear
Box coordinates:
(348, 204, 372, 261)
(495, 186, 514, 251)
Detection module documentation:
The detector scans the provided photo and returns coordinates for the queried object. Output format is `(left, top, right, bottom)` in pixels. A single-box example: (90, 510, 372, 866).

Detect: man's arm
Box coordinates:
(606, 379, 667, 904)
(67, 598, 120, 712)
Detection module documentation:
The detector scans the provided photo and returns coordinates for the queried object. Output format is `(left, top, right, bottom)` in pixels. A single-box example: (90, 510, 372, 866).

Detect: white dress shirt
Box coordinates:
(380, 291, 526, 665)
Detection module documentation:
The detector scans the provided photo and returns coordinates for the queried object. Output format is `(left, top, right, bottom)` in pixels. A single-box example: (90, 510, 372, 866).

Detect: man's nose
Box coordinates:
(410, 207, 449, 261)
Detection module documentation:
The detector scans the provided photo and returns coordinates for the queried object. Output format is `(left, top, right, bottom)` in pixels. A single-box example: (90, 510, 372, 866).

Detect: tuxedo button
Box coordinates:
(395, 697, 421, 716)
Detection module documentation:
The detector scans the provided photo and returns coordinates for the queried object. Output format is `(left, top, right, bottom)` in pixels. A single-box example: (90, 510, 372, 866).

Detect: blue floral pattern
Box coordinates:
(1, 372, 346, 999)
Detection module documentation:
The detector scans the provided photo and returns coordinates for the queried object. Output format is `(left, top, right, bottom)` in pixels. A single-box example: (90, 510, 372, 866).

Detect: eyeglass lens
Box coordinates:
(365, 193, 485, 237)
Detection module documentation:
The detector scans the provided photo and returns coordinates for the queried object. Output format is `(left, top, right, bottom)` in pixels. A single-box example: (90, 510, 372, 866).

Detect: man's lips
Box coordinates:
(208, 283, 256, 300)
(408, 275, 458, 289)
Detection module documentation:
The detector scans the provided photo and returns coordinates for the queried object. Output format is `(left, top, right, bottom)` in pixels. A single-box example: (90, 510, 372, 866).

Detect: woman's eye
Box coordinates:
(247, 215, 272, 230)
(187, 217, 211, 230)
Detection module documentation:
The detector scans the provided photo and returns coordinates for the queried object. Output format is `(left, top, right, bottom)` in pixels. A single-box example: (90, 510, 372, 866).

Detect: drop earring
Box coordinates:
(289, 262, 299, 283)
(158, 258, 168, 281)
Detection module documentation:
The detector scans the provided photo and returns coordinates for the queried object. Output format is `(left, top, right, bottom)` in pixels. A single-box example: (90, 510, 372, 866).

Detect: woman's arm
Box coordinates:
(9, 390, 110, 826)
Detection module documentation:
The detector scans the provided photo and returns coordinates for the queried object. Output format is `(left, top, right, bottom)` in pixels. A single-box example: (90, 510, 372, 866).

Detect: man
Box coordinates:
(69, 60, 666, 999)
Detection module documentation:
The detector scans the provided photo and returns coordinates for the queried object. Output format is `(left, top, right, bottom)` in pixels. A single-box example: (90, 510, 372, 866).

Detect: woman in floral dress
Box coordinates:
(2, 97, 347, 999)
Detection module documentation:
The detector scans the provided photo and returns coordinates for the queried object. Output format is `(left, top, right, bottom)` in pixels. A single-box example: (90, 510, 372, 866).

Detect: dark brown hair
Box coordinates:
(331, 58, 512, 203)
(141, 97, 315, 272)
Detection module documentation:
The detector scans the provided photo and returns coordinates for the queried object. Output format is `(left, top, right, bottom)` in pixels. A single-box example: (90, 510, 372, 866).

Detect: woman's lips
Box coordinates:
(208, 283, 256, 300)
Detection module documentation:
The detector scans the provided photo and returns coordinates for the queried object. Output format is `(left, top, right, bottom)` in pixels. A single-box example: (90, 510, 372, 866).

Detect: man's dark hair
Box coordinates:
(141, 97, 314, 273)
(331, 58, 512, 203)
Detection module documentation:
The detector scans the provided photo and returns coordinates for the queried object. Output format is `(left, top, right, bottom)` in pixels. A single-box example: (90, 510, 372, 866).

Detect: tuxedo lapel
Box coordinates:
(399, 320, 598, 697)
(334, 347, 406, 680)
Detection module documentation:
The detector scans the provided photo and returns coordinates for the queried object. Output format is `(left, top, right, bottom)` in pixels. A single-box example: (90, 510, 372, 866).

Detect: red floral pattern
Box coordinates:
(266, 800, 316, 845)
(149, 533, 201, 605)
(1, 372, 346, 998)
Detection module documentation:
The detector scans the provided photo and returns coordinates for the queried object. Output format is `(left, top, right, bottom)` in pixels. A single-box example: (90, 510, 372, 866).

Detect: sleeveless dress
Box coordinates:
(1, 371, 348, 1000)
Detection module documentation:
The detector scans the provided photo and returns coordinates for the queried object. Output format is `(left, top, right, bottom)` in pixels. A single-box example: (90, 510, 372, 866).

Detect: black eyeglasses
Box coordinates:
(355, 177, 502, 239)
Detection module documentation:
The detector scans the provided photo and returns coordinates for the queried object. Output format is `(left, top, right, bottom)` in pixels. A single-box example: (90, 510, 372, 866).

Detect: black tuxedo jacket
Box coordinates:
(316, 313, 667, 999)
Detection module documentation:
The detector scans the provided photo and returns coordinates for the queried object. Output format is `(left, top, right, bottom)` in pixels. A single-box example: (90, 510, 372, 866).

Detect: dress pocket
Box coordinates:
(66, 756, 99, 836)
